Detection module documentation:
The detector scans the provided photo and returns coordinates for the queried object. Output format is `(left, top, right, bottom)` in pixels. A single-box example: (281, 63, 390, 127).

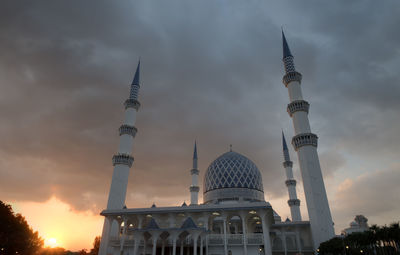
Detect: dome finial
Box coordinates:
(229, 144, 232, 152)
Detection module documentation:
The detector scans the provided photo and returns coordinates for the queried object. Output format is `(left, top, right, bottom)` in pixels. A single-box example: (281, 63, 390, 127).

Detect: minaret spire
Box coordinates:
(193, 140, 198, 169)
(99, 59, 143, 255)
(281, 30, 301, 78)
(281, 32, 335, 248)
(190, 140, 200, 205)
(282, 131, 290, 162)
(282, 131, 301, 222)
(282, 30, 293, 59)
(129, 60, 141, 100)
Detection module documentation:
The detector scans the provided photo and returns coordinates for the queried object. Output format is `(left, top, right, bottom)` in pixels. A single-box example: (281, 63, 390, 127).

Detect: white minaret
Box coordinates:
(281, 31, 335, 248)
(99, 61, 142, 255)
(282, 131, 302, 222)
(190, 141, 200, 205)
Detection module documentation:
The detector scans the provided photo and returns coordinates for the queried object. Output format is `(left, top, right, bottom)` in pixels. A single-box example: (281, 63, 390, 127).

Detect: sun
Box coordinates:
(45, 237, 58, 248)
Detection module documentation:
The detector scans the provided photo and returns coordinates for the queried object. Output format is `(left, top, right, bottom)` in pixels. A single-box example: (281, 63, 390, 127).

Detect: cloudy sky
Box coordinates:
(1, 0, 399, 250)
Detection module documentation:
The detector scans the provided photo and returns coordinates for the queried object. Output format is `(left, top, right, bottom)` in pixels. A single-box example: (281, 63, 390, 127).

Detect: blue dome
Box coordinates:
(203, 151, 264, 203)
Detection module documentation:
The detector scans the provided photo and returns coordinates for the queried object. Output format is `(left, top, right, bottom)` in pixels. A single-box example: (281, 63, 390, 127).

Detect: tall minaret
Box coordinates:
(281, 31, 335, 248)
(282, 131, 302, 222)
(99, 61, 142, 255)
(190, 141, 200, 205)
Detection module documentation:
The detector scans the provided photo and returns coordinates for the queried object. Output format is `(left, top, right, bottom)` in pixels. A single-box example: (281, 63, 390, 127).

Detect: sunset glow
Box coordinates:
(11, 197, 103, 251)
(45, 238, 58, 248)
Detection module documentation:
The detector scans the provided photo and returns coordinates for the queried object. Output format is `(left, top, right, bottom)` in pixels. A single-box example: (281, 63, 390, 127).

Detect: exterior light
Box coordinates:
(212, 212, 220, 216)
(360, 250, 363, 253)
(346, 246, 349, 249)
(317, 249, 320, 252)
(256, 221, 261, 225)
(253, 216, 260, 220)
(146, 214, 152, 218)
(249, 210, 257, 214)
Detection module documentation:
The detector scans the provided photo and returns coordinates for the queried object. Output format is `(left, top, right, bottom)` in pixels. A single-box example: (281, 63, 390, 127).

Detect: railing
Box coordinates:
(247, 233, 263, 245)
(110, 233, 266, 247)
(227, 234, 243, 245)
(208, 234, 223, 245)
(208, 233, 263, 245)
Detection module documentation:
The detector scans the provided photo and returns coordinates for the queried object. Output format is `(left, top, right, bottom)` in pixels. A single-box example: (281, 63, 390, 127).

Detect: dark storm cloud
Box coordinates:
(0, 0, 399, 230)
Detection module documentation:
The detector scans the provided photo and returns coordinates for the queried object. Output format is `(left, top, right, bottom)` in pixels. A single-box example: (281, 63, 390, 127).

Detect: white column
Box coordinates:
(240, 213, 248, 255)
(172, 237, 177, 255)
(260, 214, 272, 255)
(180, 240, 183, 255)
(120, 219, 128, 253)
(282, 233, 287, 255)
(152, 235, 158, 255)
(138, 216, 144, 229)
(223, 217, 228, 255)
(133, 233, 141, 255)
(296, 230, 302, 254)
(193, 235, 199, 255)
(200, 236, 204, 255)
(161, 241, 165, 255)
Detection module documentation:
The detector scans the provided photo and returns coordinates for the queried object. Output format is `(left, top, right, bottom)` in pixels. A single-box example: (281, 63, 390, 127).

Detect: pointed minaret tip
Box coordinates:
(193, 140, 198, 160)
(132, 60, 141, 86)
(282, 131, 291, 162)
(282, 30, 293, 59)
(282, 131, 289, 151)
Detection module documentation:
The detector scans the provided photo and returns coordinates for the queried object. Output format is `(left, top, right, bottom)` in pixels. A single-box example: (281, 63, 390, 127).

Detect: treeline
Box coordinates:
(319, 223, 400, 255)
(0, 200, 99, 255)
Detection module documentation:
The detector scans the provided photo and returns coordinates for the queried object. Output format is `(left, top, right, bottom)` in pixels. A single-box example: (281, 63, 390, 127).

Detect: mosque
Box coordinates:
(98, 32, 336, 255)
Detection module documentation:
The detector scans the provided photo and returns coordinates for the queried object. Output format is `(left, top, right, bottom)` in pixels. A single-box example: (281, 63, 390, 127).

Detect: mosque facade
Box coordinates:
(98, 32, 335, 255)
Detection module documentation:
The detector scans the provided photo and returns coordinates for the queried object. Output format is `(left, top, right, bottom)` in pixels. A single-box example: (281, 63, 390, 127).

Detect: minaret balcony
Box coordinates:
(112, 153, 134, 167)
(119, 124, 138, 137)
(282, 71, 302, 87)
(288, 199, 301, 206)
(190, 168, 199, 175)
(291, 133, 318, 151)
(124, 99, 141, 110)
(283, 161, 293, 168)
(189, 186, 200, 192)
(287, 100, 310, 117)
(285, 179, 297, 187)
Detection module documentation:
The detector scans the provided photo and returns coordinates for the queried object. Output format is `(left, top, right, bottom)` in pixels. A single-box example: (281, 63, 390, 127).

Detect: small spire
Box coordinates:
(129, 60, 141, 100)
(282, 131, 291, 162)
(229, 144, 232, 152)
(282, 30, 293, 59)
(132, 60, 140, 85)
(193, 140, 197, 159)
(192, 140, 198, 169)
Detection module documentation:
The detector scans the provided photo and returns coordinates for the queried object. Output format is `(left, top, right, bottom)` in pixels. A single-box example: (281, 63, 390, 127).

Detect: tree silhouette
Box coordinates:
(88, 236, 100, 255)
(319, 223, 400, 255)
(0, 200, 43, 255)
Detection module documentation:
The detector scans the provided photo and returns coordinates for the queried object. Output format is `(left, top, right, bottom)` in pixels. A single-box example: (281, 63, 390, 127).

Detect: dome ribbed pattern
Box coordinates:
(204, 151, 264, 192)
